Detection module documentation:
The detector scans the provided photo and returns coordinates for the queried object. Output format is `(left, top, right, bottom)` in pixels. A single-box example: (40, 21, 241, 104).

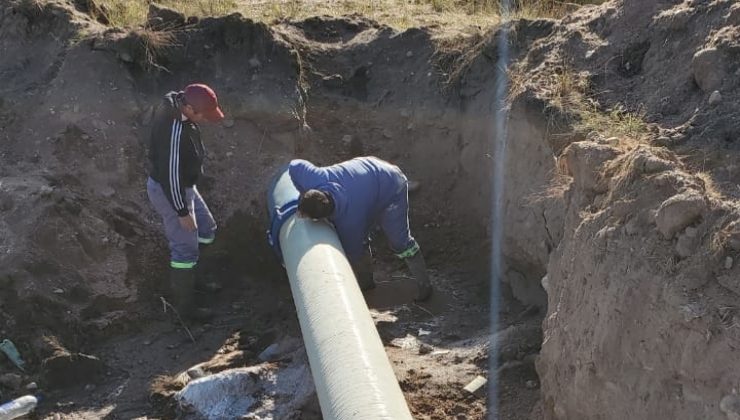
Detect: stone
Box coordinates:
(101, 187, 115, 198)
(322, 74, 343, 89)
(147, 3, 186, 29)
(726, 256, 734, 270)
(382, 129, 393, 139)
(0, 373, 22, 390)
(675, 226, 700, 258)
(91, 119, 108, 131)
(720, 394, 740, 420)
(560, 142, 619, 193)
(654, 192, 707, 239)
(222, 118, 235, 128)
(406, 51, 414, 58)
(692, 48, 725, 93)
(709, 90, 722, 105)
(418, 343, 433, 355)
(187, 366, 206, 379)
(342, 134, 353, 145)
(506, 269, 548, 309)
(39, 185, 54, 197)
(525, 380, 538, 389)
(604, 137, 620, 146)
(541, 275, 549, 293)
(727, 3, 740, 26)
(248, 57, 262, 69)
(25, 382, 38, 391)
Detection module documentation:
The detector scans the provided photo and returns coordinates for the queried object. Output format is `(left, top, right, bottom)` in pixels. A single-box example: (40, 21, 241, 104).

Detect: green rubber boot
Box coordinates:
(169, 268, 213, 321)
(405, 252, 432, 302)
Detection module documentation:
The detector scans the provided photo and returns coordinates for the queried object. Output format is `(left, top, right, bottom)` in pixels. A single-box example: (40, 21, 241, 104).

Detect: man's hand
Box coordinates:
(179, 214, 197, 232)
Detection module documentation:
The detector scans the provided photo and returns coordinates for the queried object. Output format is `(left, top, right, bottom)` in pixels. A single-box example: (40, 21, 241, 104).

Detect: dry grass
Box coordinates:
(96, 0, 239, 28)
(93, 0, 607, 29)
(531, 63, 651, 143)
(696, 171, 725, 201)
(126, 27, 179, 71)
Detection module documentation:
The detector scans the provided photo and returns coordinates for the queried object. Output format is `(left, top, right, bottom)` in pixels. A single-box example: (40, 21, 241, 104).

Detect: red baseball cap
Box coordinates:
(183, 83, 225, 122)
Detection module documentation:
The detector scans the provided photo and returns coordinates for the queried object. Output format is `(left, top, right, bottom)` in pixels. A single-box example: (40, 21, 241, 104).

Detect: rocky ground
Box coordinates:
(0, 0, 738, 419)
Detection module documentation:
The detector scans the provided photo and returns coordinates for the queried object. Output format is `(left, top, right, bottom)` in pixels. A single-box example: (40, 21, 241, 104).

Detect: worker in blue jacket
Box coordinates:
(288, 157, 433, 301)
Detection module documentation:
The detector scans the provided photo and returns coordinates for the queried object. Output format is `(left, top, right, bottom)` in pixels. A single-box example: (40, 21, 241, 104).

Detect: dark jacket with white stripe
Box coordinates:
(148, 92, 206, 217)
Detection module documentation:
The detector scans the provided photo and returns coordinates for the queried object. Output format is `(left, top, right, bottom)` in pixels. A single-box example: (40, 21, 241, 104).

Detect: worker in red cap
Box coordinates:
(146, 83, 225, 320)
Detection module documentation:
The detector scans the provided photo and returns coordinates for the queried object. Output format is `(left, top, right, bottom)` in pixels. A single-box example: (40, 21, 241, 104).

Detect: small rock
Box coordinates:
(143, 340, 151, 346)
(525, 380, 538, 389)
(728, 4, 740, 26)
(53, 288, 64, 294)
(39, 185, 54, 197)
(147, 3, 185, 29)
(676, 227, 700, 258)
(248, 57, 262, 69)
(720, 394, 740, 420)
(0, 373, 23, 390)
(418, 343, 433, 355)
(382, 129, 393, 139)
(222, 119, 235, 129)
(25, 382, 38, 391)
(342, 134, 353, 144)
(81, 134, 90, 141)
(118, 52, 133, 63)
(709, 90, 722, 105)
(322, 74, 343, 89)
(406, 51, 414, 58)
(726, 256, 734, 270)
(604, 137, 620, 146)
(84, 384, 95, 391)
(101, 187, 115, 198)
(654, 192, 707, 239)
(692, 48, 725, 93)
(187, 366, 206, 379)
(463, 375, 487, 396)
(400, 108, 410, 118)
(258, 343, 280, 362)
(225, 151, 234, 158)
(91, 119, 108, 131)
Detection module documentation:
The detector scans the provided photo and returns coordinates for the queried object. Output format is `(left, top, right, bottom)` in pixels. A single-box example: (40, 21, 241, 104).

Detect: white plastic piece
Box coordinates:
(0, 395, 38, 420)
(279, 215, 413, 420)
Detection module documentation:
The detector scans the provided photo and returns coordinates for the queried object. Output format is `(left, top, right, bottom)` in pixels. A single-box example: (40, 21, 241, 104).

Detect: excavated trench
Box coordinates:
(0, 3, 565, 419)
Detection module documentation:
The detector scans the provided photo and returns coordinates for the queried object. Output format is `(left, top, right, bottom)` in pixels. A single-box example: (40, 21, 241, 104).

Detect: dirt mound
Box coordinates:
(503, 1, 740, 418)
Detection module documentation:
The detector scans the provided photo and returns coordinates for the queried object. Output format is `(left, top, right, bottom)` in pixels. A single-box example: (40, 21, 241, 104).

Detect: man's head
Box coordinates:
(181, 84, 225, 123)
(298, 189, 334, 219)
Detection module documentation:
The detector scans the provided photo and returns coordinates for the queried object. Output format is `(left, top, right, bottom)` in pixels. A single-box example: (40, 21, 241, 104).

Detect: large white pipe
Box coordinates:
(268, 168, 413, 420)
